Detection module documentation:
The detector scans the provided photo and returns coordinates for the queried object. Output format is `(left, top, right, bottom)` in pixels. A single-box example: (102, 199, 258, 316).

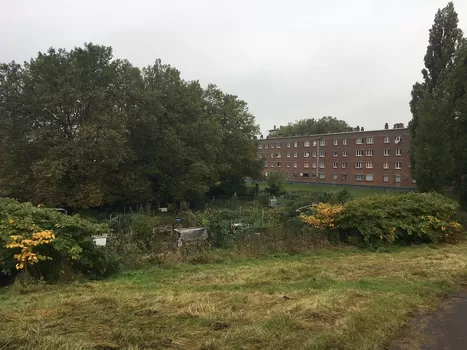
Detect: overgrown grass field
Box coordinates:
(2, 243, 467, 349)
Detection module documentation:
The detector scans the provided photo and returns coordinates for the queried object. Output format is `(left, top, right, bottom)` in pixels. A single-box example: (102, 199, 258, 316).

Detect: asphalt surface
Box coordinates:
(390, 294, 467, 350)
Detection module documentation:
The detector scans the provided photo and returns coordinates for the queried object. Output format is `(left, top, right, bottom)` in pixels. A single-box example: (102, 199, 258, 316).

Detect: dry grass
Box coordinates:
(2, 243, 467, 349)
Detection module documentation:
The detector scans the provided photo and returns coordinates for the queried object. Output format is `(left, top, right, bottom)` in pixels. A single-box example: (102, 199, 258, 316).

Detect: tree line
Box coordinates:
(410, 2, 467, 208)
(0, 44, 262, 210)
(268, 116, 349, 137)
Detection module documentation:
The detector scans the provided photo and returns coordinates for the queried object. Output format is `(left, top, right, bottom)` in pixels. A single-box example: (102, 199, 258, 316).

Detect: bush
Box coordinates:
(0, 198, 120, 281)
(337, 192, 464, 246)
(266, 173, 286, 196)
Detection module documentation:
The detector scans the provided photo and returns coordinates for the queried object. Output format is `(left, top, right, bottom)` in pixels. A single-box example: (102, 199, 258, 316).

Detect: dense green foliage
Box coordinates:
(0, 44, 262, 210)
(266, 172, 286, 196)
(269, 116, 349, 137)
(338, 192, 464, 246)
(409, 2, 467, 207)
(0, 198, 119, 280)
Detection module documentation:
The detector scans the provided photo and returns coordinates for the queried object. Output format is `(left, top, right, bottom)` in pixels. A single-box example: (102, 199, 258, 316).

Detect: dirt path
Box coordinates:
(390, 293, 467, 349)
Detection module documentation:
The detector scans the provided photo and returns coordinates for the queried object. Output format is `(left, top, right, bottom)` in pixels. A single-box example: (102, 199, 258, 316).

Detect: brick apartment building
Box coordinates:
(257, 123, 416, 189)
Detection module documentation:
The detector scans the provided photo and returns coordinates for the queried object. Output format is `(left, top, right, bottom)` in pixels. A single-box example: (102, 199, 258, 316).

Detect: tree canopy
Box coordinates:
(0, 43, 262, 209)
(268, 116, 349, 137)
(409, 2, 467, 207)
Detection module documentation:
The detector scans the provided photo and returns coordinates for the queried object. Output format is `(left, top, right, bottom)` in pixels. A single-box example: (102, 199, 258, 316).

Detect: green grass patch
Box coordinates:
(2, 243, 467, 349)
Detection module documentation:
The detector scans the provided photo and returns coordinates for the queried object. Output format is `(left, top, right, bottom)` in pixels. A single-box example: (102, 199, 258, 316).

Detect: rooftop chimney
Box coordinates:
(384, 123, 389, 130)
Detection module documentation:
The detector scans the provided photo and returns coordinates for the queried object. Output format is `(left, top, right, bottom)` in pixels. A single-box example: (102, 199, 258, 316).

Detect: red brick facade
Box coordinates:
(257, 127, 415, 189)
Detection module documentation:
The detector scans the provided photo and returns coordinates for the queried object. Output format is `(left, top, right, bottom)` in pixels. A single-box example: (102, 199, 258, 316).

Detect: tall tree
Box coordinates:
(409, 2, 464, 190)
(269, 116, 349, 137)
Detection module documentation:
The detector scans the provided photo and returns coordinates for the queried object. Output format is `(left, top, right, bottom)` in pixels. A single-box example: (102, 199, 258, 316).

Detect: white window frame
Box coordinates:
(293, 162, 298, 168)
(366, 149, 374, 156)
(265, 144, 269, 149)
(312, 151, 317, 158)
(333, 162, 338, 169)
(271, 143, 275, 148)
(356, 138, 364, 144)
(355, 161, 363, 169)
(341, 162, 347, 169)
(355, 174, 363, 181)
(319, 150, 326, 157)
(312, 162, 316, 169)
(384, 136, 390, 144)
(395, 161, 402, 170)
(343, 139, 347, 145)
(319, 173, 325, 179)
(294, 152, 298, 158)
(333, 151, 338, 158)
(304, 162, 309, 168)
(319, 161, 325, 169)
(304, 141, 310, 147)
(366, 137, 374, 144)
(294, 142, 298, 148)
(332, 173, 338, 180)
(319, 140, 326, 146)
(304, 152, 310, 158)
(258, 144, 263, 149)
(365, 161, 373, 169)
(287, 142, 291, 148)
(333, 139, 338, 146)
(365, 174, 373, 181)
(394, 174, 401, 183)
(383, 162, 389, 169)
(342, 150, 347, 157)
(312, 140, 317, 146)
(287, 152, 291, 158)
(356, 150, 363, 156)
(384, 149, 390, 156)
(395, 136, 402, 143)
(276, 143, 281, 148)
(395, 149, 402, 156)
(383, 174, 389, 183)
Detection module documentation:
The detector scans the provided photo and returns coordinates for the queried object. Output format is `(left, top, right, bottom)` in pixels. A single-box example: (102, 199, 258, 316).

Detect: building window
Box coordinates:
(395, 175, 401, 183)
(276, 143, 281, 148)
(395, 161, 402, 169)
(342, 162, 347, 169)
(294, 152, 298, 158)
(343, 139, 347, 145)
(319, 173, 325, 179)
(303, 172, 309, 178)
(293, 162, 298, 168)
(342, 173, 347, 181)
(342, 150, 347, 157)
(332, 173, 338, 180)
(319, 162, 325, 169)
(384, 149, 390, 156)
(333, 151, 338, 157)
(319, 150, 326, 157)
(356, 150, 363, 156)
(355, 161, 363, 169)
(356, 138, 364, 144)
(304, 152, 310, 157)
(334, 139, 338, 146)
(258, 144, 263, 149)
(264, 162, 268, 168)
(270, 162, 274, 168)
(264, 172, 268, 177)
(271, 143, 274, 148)
(366, 162, 373, 169)
(271, 152, 274, 158)
(276, 153, 281, 158)
(383, 162, 389, 169)
(365, 174, 373, 181)
(287, 152, 291, 158)
(395, 136, 402, 143)
(304, 162, 309, 168)
(276, 162, 281, 167)
(312, 140, 317, 146)
(366, 137, 374, 144)
(312, 151, 317, 157)
(383, 175, 389, 183)
(366, 149, 374, 156)
(355, 174, 363, 181)
(287, 162, 291, 168)
(384, 136, 390, 144)
(294, 142, 298, 147)
(412, 179, 416, 184)
(304, 141, 310, 147)
(287, 142, 291, 148)
(265, 144, 269, 149)
(312, 162, 316, 168)
(333, 161, 338, 168)
(395, 149, 402, 156)
(319, 140, 326, 146)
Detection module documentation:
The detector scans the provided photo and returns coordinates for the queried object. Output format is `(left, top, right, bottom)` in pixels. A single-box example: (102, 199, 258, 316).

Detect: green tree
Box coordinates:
(409, 2, 464, 191)
(266, 172, 286, 196)
(269, 116, 349, 137)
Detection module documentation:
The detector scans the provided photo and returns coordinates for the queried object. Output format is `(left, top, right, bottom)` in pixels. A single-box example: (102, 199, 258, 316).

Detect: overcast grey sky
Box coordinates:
(1, 0, 466, 135)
